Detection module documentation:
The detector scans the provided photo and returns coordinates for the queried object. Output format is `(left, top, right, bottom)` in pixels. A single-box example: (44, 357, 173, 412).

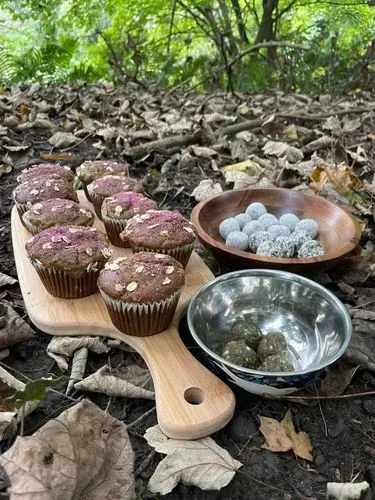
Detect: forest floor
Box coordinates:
(1, 83, 375, 499)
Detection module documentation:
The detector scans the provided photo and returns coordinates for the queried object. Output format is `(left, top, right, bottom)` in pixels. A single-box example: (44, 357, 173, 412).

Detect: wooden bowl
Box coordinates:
(191, 188, 361, 273)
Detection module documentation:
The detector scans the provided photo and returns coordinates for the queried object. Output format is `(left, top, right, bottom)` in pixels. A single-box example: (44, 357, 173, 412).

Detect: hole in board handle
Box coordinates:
(184, 387, 205, 405)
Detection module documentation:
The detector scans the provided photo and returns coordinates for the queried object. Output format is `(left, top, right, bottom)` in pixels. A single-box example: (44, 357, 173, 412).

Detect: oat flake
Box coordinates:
(135, 265, 144, 273)
(86, 248, 93, 256)
(183, 226, 194, 233)
(126, 281, 138, 292)
(166, 266, 174, 274)
(162, 277, 171, 285)
(115, 283, 124, 291)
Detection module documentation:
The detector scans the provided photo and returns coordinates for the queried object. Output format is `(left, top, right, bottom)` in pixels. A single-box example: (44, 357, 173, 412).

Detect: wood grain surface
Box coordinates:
(12, 192, 235, 439)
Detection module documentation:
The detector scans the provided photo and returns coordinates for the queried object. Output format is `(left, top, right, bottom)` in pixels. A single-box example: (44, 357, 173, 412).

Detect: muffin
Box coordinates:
(25, 226, 112, 299)
(98, 252, 185, 336)
(120, 210, 197, 267)
(13, 177, 79, 219)
(87, 175, 144, 219)
(17, 163, 74, 184)
(76, 160, 128, 201)
(22, 199, 95, 235)
(101, 192, 157, 247)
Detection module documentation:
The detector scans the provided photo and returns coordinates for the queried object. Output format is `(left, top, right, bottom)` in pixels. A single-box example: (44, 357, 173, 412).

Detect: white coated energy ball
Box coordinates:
(298, 240, 325, 258)
(279, 213, 300, 232)
(234, 213, 252, 229)
(290, 230, 312, 249)
(268, 224, 291, 238)
(275, 236, 295, 257)
(248, 231, 274, 252)
(219, 218, 240, 239)
(256, 240, 278, 257)
(226, 231, 249, 251)
(242, 220, 263, 236)
(295, 218, 319, 238)
(245, 202, 267, 220)
(258, 213, 279, 230)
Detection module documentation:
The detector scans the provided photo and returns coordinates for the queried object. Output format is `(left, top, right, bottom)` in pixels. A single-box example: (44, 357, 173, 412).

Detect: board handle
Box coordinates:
(135, 328, 236, 440)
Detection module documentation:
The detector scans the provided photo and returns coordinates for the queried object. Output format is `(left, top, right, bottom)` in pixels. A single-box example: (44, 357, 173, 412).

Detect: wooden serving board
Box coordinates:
(11, 192, 235, 440)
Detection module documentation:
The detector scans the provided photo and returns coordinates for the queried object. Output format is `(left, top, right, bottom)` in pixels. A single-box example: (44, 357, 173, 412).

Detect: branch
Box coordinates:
(167, 0, 178, 55)
(175, 0, 212, 39)
(228, 41, 309, 68)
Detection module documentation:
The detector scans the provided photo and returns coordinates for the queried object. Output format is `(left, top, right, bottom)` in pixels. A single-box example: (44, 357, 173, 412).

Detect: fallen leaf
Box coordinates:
(221, 159, 263, 173)
(342, 116, 361, 133)
(0, 272, 17, 287)
(75, 364, 155, 399)
(230, 139, 248, 161)
(0, 303, 34, 350)
(321, 360, 359, 396)
(327, 481, 370, 500)
(262, 140, 303, 163)
(66, 347, 88, 395)
(47, 336, 109, 358)
(310, 164, 361, 194)
(49, 131, 80, 148)
(144, 425, 241, 494)
(191, 179, 223, 202)
(323, 116, 341, 135)
(259, 409, 313, 461)
(190, 146, 217, 158)
(0, 399, 136, 499)
(223, 170, 257, 189)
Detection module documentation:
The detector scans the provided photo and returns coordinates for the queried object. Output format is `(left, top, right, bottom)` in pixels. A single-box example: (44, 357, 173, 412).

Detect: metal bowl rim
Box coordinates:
(187, 268, 352, 378)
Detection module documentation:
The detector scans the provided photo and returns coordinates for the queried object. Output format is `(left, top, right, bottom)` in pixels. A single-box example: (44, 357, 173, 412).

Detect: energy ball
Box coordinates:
(234, 213, 252, 229)
(298, 240, 325, 258)
(275, 236, 295, 258)
(290, 230, 312, 249)
(248, 231, 274, 252)
(279, 213, 300, 232)
(256, 240, 278, 257)
(259, 354, 294, 372)
(226, 231, 249, 251)
(221, 340, 257, 368)
(258, 213, 279, 230)
(242, 220, 263, 236)
(257, 332, 287, 361)
(219, 218, 240, 239)
(246, 202, 267, 220)
(268, 224, 291, 238)
(295, 218, 319, 238)
(231, 320, 262, 350)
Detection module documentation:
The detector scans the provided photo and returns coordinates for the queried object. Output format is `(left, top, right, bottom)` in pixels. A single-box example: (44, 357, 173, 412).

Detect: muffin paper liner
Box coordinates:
(83, 183, 93, 203)
(99, 288, 182, 337)
(87, 190, 104, 220)
(102, 215, 129, 247)
(31, 263, 101, 299)
(130, 243, 194, 268)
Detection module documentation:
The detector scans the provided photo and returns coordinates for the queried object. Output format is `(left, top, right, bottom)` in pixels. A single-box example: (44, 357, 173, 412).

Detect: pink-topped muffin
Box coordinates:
(101, 192, 157, 247)
(25, 226, 112, 298)
(87, 175, 144, 219)
(120, 210, 197, 267)
(76, 160, 128, 202)
(17, 163, 74, 184)
(13, 177, 78, 219)
(22, 199, 95, 235)
(98, 252, 185, 336)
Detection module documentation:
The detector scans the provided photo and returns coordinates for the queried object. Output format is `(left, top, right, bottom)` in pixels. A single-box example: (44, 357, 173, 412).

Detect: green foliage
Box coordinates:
(6, 377, 67, 410)
(0, 0, 374, 93)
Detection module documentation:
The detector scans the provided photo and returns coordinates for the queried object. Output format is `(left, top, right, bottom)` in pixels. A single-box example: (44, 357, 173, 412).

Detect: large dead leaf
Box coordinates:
(190, 179, 223, 201)
(310, 163, 361, 194)
(47, 336, 109, 358)
(0, 304, 34, 350)
(262, 140, 303, 163)
(75, 364, 155, 400)
(144, 425, 242, 495)
(0, 399, 135, 500)
(0, 272, 17, 287)
(49, 132, 80, 148)
(259, 409, 313, 461)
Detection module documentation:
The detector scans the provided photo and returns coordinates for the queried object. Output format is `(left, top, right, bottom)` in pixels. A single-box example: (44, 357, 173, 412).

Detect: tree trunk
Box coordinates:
(230, 0, 249, 44)
(254, 0, 279, 64)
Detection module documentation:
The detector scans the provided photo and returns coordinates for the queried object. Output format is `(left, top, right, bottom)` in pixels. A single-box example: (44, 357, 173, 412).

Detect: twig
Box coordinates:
(134, 449, 156, 477)
(166, 0, 178, 55)
(228, 41, 309, 68)
(127, 406, 156, 430)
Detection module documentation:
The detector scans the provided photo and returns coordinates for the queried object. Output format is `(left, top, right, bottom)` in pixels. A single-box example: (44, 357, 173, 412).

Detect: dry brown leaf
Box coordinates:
(259, 409, 313, 461)
(0, 304, 34, 350)
(310, 164, 361, 194)
(74, 364, 154, 399)
(191, 179, 223, 201)
(0, 399, 136, 500)
(47, 336, 109, 358)
(262, 140, 303, 163)
(49, 131, 80, 148)
(0, 272, 17, 287)
(66, 347, 88, 395)
(144, 425, 242, 494)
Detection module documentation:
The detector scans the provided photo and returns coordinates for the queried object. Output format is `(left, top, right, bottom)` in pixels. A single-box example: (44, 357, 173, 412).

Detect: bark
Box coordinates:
(254, 0, 279, 64)
(230, 0, 249, 44)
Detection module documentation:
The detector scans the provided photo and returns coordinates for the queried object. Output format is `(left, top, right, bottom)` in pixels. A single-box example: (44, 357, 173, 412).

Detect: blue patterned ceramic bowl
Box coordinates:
(187, 269, 352, 396)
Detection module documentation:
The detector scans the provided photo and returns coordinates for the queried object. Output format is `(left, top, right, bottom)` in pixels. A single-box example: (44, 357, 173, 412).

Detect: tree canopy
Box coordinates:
(0, 0, 374, 93)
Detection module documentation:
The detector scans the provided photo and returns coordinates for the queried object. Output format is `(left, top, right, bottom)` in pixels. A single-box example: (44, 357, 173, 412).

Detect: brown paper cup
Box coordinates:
(102, 215, 128, 247)
(130, 243, 194, 268)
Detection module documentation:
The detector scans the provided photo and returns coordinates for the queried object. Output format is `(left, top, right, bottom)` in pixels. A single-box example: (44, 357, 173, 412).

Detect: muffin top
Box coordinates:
(17, 164, 74, 184)
(25, 226, 111, 274)
(87, 175, 144, 198)
(14, 177, 78, 207)
(102, 192, 157, 220)
(98, 252, 184, 303)
(120, 210, 197, 249)
(76, 160, 127, 183)
(23, 199, 94, 230)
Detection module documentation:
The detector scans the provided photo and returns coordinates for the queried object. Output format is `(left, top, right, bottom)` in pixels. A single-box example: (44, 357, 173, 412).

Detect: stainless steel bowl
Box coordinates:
(187, 269, 352, 396)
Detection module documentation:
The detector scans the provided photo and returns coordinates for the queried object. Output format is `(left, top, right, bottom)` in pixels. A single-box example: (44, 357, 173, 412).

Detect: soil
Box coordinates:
(1, 86, 375, 499)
